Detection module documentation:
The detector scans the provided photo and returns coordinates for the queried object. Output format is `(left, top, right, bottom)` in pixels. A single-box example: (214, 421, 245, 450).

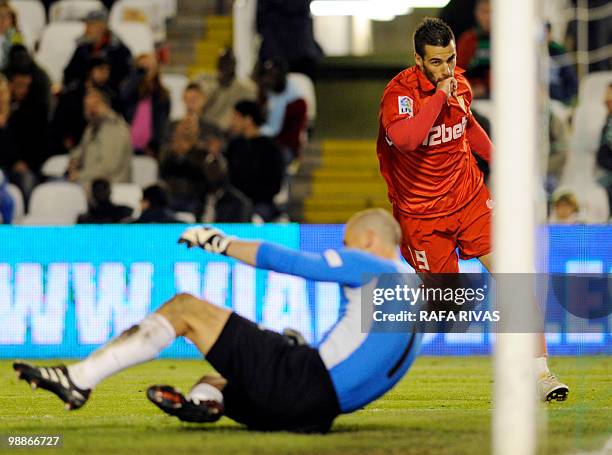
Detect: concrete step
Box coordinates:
(322, 140, 377, 154)
(310, 181, 388, 196)
(312, 169, 381, 180)
(304, 198, 390, 210)
(321, 155, 380, 168)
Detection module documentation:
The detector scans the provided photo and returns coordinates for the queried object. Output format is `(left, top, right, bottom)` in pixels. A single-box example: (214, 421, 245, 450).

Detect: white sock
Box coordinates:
(535, 356, 550, 376)
(67, 313, 176, 390)
(187, 383, 224, 405)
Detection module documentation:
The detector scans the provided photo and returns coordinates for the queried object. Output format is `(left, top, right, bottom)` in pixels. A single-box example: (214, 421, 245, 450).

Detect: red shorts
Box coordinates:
(394, 185, 492, 273)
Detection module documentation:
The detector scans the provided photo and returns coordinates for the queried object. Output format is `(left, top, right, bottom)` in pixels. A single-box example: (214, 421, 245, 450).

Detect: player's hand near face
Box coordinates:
(178, 226, 234, 255)
(436, 76, 457, 99)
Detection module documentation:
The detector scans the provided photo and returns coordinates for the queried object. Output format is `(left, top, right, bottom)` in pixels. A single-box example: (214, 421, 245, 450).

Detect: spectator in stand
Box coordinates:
(77, 178, 132, 224)
(457, 0, 491, 99)
(50, 56, 118, 156)
(68, 87, 132, 189)
(0, 72, 16, 174)
(164, 83, 222, 152)
(0, 1, 23, 70)
(596, 83, 612, 212)
(63, 9, 132, 92)
(255, 59, 307, 163)
(159, 115, 209, 216)
(549, 189, 581, 224)
(121, 53, 170, 157)
(0, 168, 14, 223)
(547, 23, 578, 106)
(225, 101, 284, 221)
(200, 153, 252, 223)
(256, 0, 323, 81)
(201, 48, 257, 132)
(545, 109, 569, 195)
(2, 50, 51, 202)
(132, 183, 182, 223)
(3, 45, 51, 112)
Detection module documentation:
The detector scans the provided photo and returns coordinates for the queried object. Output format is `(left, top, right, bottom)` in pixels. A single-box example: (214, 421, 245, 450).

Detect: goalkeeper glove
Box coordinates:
(178, 226, 234, 255)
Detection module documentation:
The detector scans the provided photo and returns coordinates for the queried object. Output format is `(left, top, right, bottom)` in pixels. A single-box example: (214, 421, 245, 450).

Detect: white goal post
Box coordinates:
(492, 0, 540, 453)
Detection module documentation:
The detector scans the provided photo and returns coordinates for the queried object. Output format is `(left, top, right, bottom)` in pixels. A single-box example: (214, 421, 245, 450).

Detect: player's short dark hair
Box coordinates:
(234, 100, 265, 126)
(413, 18, 455, 58)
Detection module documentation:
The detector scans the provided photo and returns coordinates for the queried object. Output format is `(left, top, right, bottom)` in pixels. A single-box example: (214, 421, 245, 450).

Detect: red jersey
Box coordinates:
(376, 66, 485, 218)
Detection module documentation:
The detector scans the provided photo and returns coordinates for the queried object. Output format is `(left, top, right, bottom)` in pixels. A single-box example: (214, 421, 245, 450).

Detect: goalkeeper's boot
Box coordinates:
(13, 361, 91, 410)
(147, 385, 223, 423)
(537, 371, 569, 402)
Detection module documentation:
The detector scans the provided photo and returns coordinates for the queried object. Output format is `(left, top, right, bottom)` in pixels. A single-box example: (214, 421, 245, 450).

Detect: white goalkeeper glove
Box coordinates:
(178, 226, 234, 255)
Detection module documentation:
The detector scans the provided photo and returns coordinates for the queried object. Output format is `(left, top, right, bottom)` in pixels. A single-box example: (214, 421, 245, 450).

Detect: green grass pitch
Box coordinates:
(1, 357, 610, 454)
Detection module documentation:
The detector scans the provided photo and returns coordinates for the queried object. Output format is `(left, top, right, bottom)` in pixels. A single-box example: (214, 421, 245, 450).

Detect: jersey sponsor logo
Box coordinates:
(422, 116, 468, 147)
(398, 96, 413, 117)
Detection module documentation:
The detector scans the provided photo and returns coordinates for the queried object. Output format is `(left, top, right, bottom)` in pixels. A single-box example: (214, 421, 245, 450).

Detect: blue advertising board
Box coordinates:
(0, 224, 610, 358)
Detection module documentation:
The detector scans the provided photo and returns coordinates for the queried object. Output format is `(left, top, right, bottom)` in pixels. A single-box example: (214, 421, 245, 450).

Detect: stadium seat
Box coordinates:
(41, 155, 70, 178)
(22, 182, 87, 225)
(35, 21, 85, 85)
(131, 155, 158, 188)
(571, 71, 612, 156)
(161, 73, 188, 121)
(109, 0, 166, 42)
(160, 0, 176, 19)
(111, 183, 142, 217)
(174, 211, 195, 223)
(9, 0, 46, 45)
(471, 99, 493, 123)
(288, 73, 317, 125)
(6, 183, 24, 224)
(110, 22, 155, 57)
(49, 0, 105, 22)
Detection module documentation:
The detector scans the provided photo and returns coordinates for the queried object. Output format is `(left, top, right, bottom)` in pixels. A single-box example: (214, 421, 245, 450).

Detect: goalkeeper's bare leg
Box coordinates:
(14, 293, 230, 410)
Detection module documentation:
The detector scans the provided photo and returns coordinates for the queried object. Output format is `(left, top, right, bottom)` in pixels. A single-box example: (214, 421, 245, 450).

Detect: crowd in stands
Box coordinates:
(0, 1, 311, 225)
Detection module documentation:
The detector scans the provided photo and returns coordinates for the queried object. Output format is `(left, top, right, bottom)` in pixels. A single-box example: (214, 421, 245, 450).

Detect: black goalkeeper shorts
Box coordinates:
(206, 312, 340, 433)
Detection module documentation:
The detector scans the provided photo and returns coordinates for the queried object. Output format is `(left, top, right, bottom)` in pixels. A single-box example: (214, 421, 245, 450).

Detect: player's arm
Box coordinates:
(178, 227, 363, 287)
(384, 78, 455, 151)
(466, 114, 494, 163)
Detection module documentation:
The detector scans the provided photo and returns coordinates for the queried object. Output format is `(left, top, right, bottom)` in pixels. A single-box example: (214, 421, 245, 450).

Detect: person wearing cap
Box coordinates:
(68, 87, 132, 189)
(63, 9, 132, 92)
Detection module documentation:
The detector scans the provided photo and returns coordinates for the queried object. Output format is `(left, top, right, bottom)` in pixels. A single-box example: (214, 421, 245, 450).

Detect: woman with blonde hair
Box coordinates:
(0, 0, 23, 69)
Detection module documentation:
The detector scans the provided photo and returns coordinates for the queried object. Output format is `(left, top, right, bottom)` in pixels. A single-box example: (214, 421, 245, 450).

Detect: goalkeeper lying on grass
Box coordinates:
(14, 209, 422, 433)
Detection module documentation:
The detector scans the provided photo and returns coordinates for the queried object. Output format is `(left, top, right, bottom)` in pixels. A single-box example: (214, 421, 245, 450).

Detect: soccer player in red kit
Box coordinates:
(376, 18, 568, 402)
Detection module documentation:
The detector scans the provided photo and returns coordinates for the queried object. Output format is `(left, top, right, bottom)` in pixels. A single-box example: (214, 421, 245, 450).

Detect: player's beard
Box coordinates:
(422, 65, 451, 88)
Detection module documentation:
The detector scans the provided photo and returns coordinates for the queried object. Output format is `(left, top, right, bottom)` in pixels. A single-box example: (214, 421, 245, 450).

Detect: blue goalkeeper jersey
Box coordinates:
(256, 242, 422, 413)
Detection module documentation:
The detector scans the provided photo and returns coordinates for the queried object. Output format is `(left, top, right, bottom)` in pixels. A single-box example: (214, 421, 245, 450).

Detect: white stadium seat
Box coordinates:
(131, 155, 158, 188)
(6, 183, 24, 224)
(174, 211, 195, 223)
(161, 73, 188, 121)
(41, 155, 70, 178)
(9, 0, 46, 44)
(109, 0, 166, 42)
(111, 183, 142, 217)
(288, 72, 317, 124)
(22, 182, 87, 225)
(49, 0, 105, 22)
(160, 0, 176, 19)
(35, 21, 85, 85)
(110, 22, 154, 57)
